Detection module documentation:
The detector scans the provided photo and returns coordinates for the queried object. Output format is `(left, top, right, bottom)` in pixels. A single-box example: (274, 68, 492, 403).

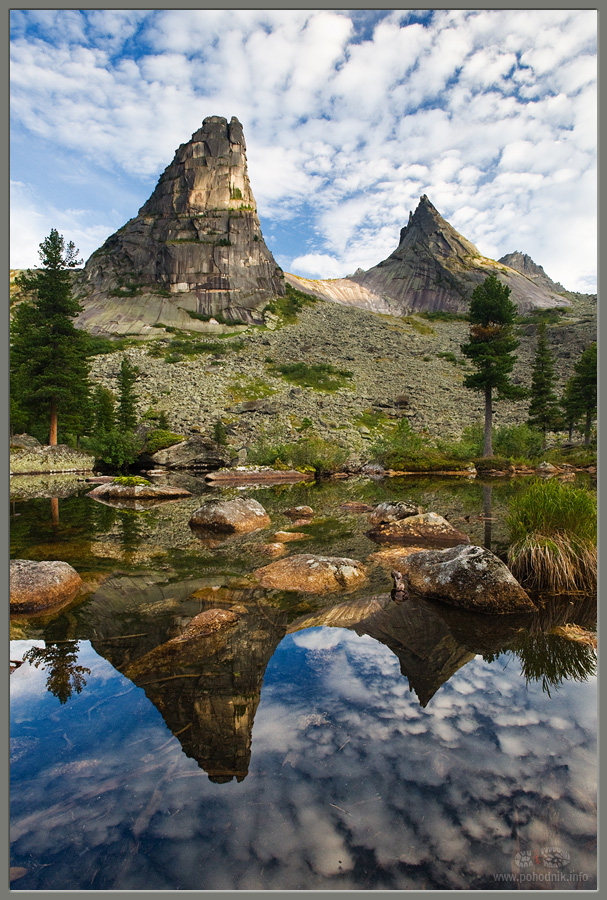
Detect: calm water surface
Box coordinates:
(10, 474, 597, 890)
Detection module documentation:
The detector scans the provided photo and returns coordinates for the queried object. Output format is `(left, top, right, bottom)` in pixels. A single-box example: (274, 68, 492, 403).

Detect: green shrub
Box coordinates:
(493, 424, 543, 460)
(145, 429, 184, 455)
(272, 361, 353, 391)
(371, 418, 471, 471)
(248, 434, 348, 476)
(91, 429, 143, 472)
(507, 478, 597, 592)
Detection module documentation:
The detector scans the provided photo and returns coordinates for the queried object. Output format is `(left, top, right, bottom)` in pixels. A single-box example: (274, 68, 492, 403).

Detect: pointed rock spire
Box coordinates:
(76, 116, 285, 335)
(350, 195, 566, 314)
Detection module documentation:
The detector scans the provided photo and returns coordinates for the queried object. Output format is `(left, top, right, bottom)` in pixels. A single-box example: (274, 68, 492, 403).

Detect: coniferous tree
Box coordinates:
(561, 375, 583, 442)
(460, 275, 526, 456)
(527, 322, 562, 447)
(571, 343, 597, 445)
(10, 229, 89, 445)
(116, 358, 139, 431)
(92, 385, 116, 434)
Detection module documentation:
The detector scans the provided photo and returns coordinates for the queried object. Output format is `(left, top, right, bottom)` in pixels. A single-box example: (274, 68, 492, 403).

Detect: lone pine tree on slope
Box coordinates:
(11, 229, 89, 445)
(527, 322, 562, 447)
(460, 275, 526, 457)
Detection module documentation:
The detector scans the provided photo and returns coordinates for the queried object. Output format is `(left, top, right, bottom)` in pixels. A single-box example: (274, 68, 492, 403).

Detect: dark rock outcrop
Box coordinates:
(401, 543, 536, 614)
(348, 195, 568, 314)
(498, 251, 566, 294)
(255, 554, 366, 593)
(150, 435, 233, 471)
(76, 116, 285, 335)
(10, 559, 82, 614)
(189, 497, 271, 533)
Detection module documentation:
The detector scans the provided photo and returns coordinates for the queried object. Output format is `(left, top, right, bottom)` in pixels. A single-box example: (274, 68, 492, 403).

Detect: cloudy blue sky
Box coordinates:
(10, 9, 597, 292)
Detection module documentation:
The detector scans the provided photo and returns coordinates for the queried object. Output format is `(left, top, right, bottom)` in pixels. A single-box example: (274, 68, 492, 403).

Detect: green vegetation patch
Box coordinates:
(516, 308, 569, 326)
(506, 478, 597, 592)
(113, 475, 151, 487)
(187, 310, 246, 326)
(265, 283, 318, 324)
(418, 310, 469, 322)
(271, 361, 353, 392)
(400, 315, 435, 334)
(144, 429, 184, 455)
(147, 336, 245, 362)
(248, 434, 348, 476)
(228, 376, 276, 402)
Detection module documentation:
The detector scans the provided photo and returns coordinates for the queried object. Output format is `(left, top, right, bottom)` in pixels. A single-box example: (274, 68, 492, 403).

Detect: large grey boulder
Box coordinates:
(401, 544, 536, 614)
(255, 554, 366, 594)
(150, 436, 233, 471)
(189, 497, 271, 533)
(10, 559, 82, 614)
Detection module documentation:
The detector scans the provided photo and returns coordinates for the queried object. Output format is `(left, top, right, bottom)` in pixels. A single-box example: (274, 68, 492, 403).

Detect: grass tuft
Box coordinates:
(507, 478, 596, 592)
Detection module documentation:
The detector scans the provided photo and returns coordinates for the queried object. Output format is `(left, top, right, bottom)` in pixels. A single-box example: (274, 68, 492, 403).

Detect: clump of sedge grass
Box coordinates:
(507, 478, 596, 592)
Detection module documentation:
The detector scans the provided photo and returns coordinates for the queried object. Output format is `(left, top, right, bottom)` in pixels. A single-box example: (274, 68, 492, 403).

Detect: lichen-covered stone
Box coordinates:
(10, 559, 82, 614)
(402, 544, 536, 614)
(368, 511, 470, 546)
(368, 500, 422, 526)
(189, 498, 271, 533)
(255, 554, 366, 593)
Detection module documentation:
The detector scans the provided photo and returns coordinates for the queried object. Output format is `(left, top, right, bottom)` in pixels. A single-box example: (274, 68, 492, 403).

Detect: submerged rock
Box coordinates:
(255, 554, 366, 594)
(10, 559, 82, 614)
(368, 500, 422, 526)
(190, 497, 271, 533)
(402, 544, 535, 614)
(368, 511, 470, 546)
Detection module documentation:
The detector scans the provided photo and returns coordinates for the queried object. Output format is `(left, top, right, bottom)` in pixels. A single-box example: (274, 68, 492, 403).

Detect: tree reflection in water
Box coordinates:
(23, 641, 91, 704)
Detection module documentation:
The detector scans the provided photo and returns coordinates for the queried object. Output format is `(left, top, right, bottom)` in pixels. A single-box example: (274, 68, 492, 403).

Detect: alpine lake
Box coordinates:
(10, 470, 597, 891)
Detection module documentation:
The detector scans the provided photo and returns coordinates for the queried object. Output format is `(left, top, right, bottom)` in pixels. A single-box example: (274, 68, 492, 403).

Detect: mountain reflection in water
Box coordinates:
(10, 478, 597, 890)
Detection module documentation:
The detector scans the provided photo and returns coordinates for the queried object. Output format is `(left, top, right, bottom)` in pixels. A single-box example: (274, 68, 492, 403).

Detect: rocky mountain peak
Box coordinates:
(348, 195, 567, 314)
(75, 115, 284, 336)
(394, 194, 480, 260)
(498, 251, 566, 294)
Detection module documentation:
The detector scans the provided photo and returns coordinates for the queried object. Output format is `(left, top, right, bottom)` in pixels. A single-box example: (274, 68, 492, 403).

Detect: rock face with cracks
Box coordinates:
(10, 559, 83, 614)
(255, 554, 367, 593)
(348, 195, 568, 314)
(189, 497, 271, 533)
(402, 543, 536, 614)
(75, 115, 285, 335)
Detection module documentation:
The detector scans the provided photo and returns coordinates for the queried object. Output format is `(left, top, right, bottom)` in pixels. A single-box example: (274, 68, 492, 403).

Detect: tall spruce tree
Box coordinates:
(561, 375, 583, 442)
(527, 322, 562, 447)
(10, 229, 89, 445)
(116, 358, 139, 431)
(571, 343, 597, 445)
(460, 275, 525, 456)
